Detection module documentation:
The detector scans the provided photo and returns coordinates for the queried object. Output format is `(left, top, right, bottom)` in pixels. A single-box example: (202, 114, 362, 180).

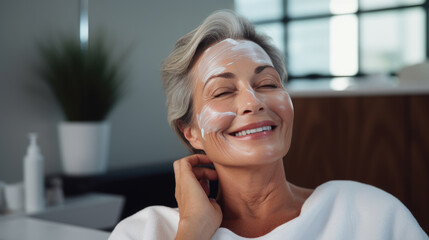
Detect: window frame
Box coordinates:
(249, 0, 429, 80)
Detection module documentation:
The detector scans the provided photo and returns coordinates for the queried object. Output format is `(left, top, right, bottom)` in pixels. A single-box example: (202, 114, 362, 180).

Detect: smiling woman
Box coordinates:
(188, 38, 294, 166)
(108, 10, 428, 240)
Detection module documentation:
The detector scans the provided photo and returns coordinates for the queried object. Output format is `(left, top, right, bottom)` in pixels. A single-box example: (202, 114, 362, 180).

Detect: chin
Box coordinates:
(209, 143, 288, 168)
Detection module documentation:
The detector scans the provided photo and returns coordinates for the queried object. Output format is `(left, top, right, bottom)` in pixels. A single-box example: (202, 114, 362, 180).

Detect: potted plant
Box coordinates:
(37, 35, 127, 175)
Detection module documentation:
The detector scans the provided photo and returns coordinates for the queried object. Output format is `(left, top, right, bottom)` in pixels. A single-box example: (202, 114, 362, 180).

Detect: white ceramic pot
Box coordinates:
(58, 122, 110, 175)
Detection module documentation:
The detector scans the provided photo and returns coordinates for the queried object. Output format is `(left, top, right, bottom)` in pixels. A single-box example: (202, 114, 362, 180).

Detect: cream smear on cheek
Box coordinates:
(196, 89, 259, 141)
(197, 104, 236, 140)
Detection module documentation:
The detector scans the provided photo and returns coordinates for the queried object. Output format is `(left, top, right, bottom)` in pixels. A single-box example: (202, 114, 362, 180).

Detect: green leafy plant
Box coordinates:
(37, 35, 127, 121)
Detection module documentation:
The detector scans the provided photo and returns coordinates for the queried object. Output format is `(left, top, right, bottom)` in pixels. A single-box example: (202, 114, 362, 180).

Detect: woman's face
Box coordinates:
(186, 38, 294, 167)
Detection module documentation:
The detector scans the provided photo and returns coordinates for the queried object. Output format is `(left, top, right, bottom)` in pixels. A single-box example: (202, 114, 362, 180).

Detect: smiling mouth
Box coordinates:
(230, 125, 276, 137)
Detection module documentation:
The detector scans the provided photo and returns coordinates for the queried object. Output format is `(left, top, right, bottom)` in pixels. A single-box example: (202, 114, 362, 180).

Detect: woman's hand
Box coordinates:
(174, 154, 222, 240)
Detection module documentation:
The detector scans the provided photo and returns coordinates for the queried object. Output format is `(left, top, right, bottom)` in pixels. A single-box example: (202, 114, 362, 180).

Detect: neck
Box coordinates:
(214, 159, 301, 222)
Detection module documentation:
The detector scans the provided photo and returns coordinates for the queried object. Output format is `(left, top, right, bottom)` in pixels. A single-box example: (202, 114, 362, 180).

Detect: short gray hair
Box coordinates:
(161, 10, 287, 153)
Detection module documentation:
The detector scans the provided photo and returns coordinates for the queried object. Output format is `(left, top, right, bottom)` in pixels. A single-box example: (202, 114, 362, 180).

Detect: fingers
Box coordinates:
(173, 155, 223, 238)
(193, 167, 218, 181)
(185, 154, 213, 166)
(173, 154, 214, 182)
(173, 154, 217, 200)
(199, 179, 210, 196)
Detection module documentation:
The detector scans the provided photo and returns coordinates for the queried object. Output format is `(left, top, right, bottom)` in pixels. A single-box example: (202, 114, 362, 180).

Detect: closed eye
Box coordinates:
(214, 91, 232, 98)
(259, 84, 278, 89)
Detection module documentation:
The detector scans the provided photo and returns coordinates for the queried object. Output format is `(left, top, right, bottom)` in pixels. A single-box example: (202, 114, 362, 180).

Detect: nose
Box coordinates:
(237, 88, 264, 115)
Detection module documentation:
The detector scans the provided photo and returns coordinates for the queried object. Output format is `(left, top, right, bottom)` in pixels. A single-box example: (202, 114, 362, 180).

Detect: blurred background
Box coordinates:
(0, 0, 428, 236)
(236, 0, 427, 79)
(0, 0, 235, 182)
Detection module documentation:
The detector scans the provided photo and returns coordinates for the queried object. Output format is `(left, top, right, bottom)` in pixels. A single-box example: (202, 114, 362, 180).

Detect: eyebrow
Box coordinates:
(204, 72, 235, 88)
(204, 64, 275, 88)
(255, 65, 275, 74)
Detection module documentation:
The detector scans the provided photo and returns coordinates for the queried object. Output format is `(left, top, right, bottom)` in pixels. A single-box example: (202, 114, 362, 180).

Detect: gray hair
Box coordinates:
(161, 10, 287, 153)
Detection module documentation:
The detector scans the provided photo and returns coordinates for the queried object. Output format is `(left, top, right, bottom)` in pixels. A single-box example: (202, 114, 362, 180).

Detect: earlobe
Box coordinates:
(183, 125, 204, 151)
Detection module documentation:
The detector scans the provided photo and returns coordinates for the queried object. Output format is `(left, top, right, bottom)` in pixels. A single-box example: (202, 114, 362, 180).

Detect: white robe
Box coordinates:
(109, 180, 428, 240)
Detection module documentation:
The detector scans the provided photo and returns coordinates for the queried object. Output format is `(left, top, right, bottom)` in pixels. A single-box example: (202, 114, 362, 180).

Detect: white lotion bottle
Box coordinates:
(24, 133, 45, 213)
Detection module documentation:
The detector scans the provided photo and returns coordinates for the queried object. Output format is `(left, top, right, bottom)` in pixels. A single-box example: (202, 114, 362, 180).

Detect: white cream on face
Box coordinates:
(194, 39, 273, 140)
(197, 38, 273, 85)
(192, 39, 294, 163)
(197, 104, 236, 140)
(246, 88, 257, 99)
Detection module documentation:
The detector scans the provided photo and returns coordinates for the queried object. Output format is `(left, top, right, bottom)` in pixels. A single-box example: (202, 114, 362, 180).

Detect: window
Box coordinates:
(235, 0, 428, 80)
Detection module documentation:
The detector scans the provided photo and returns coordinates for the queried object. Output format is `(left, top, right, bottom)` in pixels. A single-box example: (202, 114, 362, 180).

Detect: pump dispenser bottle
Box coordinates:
(24, 133, 45, 213)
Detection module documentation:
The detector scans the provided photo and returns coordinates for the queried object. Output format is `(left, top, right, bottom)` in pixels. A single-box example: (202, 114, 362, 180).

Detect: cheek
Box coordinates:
(197, 104, 236, 139)
(267, 91, 294, 121)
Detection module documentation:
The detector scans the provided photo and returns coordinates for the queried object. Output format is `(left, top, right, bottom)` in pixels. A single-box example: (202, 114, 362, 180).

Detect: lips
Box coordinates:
(229, 120, 277, 137)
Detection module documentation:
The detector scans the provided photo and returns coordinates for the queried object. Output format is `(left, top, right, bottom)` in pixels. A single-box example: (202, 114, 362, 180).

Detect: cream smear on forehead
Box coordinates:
(197, 105, 236, 140)
(197, 38, 273, 85)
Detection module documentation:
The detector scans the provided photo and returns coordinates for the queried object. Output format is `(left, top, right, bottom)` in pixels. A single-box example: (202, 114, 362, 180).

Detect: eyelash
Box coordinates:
(213, 84, 278, 98)
(259, 84, 278, 89)
(214, 91, 231, 98)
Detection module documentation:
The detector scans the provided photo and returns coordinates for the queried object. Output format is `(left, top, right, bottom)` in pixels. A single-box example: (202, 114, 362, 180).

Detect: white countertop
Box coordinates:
(286, 77, 429, 97)
(1, 193, 124, 230)
(0, 217, 110, 240)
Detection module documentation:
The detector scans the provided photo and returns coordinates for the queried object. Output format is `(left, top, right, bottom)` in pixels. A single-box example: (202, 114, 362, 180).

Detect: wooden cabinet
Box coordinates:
(409, 96, 429, 234)
(284, 95, 429, 233)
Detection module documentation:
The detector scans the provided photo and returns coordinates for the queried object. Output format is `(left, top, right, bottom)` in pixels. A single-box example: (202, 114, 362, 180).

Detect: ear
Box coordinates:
(182, 124, 204, 151)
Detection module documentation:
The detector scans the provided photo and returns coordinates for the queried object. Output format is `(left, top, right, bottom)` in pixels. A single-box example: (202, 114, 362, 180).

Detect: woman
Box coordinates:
(109, 10, 427, 240)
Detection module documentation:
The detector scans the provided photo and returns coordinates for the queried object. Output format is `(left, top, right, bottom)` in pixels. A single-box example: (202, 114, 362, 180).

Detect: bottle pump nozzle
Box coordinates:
(27, 133, 41, 156)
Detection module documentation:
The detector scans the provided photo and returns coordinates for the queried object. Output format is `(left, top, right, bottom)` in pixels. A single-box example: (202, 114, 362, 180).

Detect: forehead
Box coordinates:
(200, 38, 272, 65)
(194, 38, 273, 84)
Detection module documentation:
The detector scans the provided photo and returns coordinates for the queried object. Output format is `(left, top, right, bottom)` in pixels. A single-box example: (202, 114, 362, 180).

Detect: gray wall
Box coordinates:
(0, 0, 234, 183)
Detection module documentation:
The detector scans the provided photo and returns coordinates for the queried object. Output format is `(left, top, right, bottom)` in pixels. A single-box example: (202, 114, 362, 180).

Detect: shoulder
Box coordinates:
(317, 180, 394, 199)
(313, 180, 406, 214)
(312, 180, 427, 239)
(316, 180, 403, 208)
(304, 180, 403, 219)
(109, 206, 179, 240)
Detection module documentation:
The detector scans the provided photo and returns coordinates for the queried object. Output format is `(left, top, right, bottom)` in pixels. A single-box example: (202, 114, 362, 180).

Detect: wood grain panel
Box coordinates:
(284, 97, 338, 188)
(353, 96, 408, 203)
(409, 95, 429, 233)
(284, 96, 407, 204)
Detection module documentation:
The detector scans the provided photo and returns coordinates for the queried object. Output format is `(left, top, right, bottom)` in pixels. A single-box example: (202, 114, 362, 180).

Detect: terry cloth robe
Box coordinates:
(109, 180, 428, 240)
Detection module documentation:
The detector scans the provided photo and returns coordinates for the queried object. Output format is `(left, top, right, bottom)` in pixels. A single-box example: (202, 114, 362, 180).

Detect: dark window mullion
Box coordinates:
(355, 3, 425, 15)
(357, 0, 362, 78)
(283, 0, 289, 77)
(425, 0, 429, 59)
(253, 18, 284, 25)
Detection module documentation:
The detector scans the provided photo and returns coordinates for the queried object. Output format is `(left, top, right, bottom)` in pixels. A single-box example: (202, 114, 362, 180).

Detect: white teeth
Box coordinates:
(234, 125, 272, 137)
